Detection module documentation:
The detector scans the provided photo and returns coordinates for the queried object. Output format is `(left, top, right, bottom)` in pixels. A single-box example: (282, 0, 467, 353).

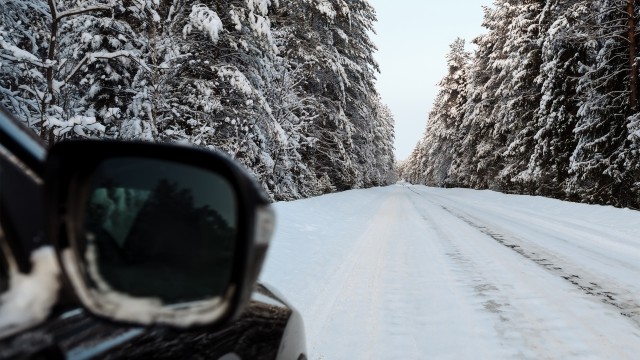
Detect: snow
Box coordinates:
(45, 115, 106, 136)
(315, 0, 337, 19)
(0, 40, 41, 63)
(261, 184, 640, 359)
(61, 245, 230, 328)
(0, 247, 61, 339)
(218, 67, 255, 95)
(184, 5, 223, 43)
(246, 0, 271, 15)
(229, 10, 242, 31)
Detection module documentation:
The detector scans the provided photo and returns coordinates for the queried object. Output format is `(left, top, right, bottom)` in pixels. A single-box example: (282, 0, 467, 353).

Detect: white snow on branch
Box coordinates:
(57, 5, 112, 20)
(246, 0, 271, 15)
(184, 5, 223, 43)
(315, 0, 336, 19)
(45, 115, 106, 136)
(65, 50, 149, 85)
(0, 41, 39, 62)
(0, 41, 55, 69)
(229, 10, 242, 31)
(218, 67, 255, 95)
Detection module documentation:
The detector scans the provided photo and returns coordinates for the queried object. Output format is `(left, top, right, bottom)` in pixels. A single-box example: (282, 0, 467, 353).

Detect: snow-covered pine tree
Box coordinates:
(261, 55, 321, 199)
(54, 1, 147, 142)
(107, 0, 285, 198)
(446, 2, 518, 189)
(522, 0, 588, 198)
(0, 0, 50, 131)
(1, 0, 114, 144)
(409, 38, 470, 187)
(495, 0, 545, 193)
(399, 146, 419, 184)
(331, 0, 383, 189)
(269, 0, 347, 196)
(568, 0, 639, 206)
(272, 0, 392, 192)
(370, 95, 397, 185)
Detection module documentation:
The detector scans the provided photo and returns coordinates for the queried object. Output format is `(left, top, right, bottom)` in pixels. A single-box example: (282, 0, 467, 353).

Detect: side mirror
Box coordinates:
(44, 141, 274, 328)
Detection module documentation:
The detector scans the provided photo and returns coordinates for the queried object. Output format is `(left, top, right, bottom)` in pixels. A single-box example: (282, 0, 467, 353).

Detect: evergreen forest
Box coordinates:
(0, 0, 397, 200)
(402, 0, 640, 209)
(6, 0, 640, 209)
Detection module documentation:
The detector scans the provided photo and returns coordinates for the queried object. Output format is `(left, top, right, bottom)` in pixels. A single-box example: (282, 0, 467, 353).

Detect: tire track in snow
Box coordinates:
(416, 188, 640, 328)
(405, 191, 561, 359)
(264, 185, 640, 359)
(308, 187, 509, 359)
(405, 187, 640, 359)
(304, 192, 395, 359)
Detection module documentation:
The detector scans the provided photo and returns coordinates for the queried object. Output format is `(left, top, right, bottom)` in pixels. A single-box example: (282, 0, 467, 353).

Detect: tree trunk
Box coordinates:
(627, 0, 638, 110)
(43, 0, 59, 144)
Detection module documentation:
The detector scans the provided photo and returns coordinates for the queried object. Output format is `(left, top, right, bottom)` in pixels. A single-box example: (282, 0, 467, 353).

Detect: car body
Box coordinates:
(0, 283, 305, 360)
(0, 108, 306, 360)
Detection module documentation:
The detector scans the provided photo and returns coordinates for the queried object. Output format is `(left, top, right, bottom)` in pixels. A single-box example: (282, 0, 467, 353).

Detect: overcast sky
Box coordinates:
(368, 1, 493, 161)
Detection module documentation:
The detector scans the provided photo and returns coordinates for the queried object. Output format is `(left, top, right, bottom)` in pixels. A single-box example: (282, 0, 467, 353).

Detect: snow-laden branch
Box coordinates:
(64, 50, 151, 85)
(0, 53, 49, 69)
(57, 5, 112, 21)
(0, 41, 55, 68)
(183, 5, 223, 43)
(44, 114, 106, 136)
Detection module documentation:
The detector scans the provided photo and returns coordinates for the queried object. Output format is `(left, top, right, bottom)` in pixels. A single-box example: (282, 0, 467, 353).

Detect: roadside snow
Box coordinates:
(261, 184, 640, 359)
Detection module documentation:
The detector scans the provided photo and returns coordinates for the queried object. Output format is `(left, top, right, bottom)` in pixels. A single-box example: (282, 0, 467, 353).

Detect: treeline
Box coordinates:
(0, 0, 396, 200)
(402, 0, 640, 209)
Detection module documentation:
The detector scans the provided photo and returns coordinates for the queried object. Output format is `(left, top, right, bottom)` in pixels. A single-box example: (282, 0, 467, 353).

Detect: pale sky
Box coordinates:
(368, 1, 493, 161)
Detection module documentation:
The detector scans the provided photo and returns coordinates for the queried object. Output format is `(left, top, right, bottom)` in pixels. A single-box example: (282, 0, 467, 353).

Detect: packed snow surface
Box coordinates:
(261, 184, 640, 359)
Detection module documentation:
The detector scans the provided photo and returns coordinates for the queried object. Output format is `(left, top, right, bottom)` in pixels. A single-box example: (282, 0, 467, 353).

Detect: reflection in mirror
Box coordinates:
(83, 158, 238, 304)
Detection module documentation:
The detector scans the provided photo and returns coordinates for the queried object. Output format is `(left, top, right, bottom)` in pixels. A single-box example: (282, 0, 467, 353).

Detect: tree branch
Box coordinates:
(64, 51, 151, 85)
(57, 5, 112, 20)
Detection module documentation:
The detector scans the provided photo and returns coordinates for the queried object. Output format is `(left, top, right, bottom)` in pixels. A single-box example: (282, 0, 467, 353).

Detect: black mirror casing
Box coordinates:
(44, 140, 274, 328)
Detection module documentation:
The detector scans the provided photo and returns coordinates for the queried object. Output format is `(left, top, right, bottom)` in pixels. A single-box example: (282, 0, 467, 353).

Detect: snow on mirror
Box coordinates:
(70, 157, 238, 325)
(0, 241, 61, 339)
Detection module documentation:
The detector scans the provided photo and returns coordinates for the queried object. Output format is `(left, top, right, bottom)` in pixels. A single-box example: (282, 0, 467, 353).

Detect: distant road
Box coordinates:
(261, 184, 640, 359)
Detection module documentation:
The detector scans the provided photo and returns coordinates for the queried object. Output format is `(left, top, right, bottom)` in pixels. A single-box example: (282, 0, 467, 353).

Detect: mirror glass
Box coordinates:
(82, 157, 238, 304)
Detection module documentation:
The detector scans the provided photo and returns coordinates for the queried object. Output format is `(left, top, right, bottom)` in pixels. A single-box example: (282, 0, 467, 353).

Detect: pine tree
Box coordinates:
(418, 38, 470, 187)
(270, 0, 356, 195)
(495, 0, 545, 193)
(522, 0, 588, 197)
(1, 0, 113, 143)
(405, 0, 640, 208)
(2, 0, 397, 200)
(568, 0, 638, 206)
(447, 2, 518, 189)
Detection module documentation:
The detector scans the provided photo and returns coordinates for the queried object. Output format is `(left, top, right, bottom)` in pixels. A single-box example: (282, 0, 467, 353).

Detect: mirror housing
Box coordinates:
(44, 140, 274, 328)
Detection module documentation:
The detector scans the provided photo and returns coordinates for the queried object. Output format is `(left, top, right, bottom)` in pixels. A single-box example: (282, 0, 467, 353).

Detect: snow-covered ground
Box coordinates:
(260, 184, 640, 359)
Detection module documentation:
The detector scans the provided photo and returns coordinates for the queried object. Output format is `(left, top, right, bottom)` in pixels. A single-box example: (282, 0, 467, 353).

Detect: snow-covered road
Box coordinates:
(260, 184, 640, 359)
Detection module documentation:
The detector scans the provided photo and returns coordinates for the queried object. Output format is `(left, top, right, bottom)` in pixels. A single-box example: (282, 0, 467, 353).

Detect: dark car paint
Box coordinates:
(0, 109, 306, 360)
(0, 131, 46, 274)
(0, 284, 304, 360)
